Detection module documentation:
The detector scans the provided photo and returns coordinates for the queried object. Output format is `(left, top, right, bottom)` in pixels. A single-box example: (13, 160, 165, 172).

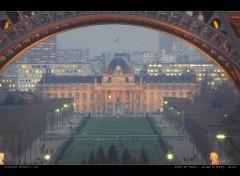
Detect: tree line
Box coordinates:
(82, 144, 149, 165)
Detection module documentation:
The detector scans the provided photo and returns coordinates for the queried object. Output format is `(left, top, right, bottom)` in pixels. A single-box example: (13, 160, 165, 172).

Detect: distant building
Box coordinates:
(57, 49, 89, 63)
(159, 33, 174, 55)
(142, 53, 161, 64)
(176, 55, 190, 63)
(173, 40, 195, 55)
(0, 62, 90, 92)
(35, 53, 198, 114)
(146, 63, 228, 86)
(16, 36, 57, 63)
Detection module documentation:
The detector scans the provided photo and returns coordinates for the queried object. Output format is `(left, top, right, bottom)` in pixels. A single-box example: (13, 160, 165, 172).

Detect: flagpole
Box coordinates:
(117, 39, 119, 52)
(115, 38, 119, 53)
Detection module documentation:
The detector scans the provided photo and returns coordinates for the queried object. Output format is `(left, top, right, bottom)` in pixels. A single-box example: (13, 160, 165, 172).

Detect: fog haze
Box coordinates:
(57, 24, 160, 58)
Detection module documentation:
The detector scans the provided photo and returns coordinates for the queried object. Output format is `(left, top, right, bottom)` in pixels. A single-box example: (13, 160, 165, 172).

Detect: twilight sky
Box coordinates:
(57, 24, 162, 58)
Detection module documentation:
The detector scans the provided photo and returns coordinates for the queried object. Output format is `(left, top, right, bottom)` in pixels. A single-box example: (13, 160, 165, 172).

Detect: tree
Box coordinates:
(18, 97, 27, 105)
(2, 94, 15, 105)
(107, 144, 119, 164)
(131, 158, 137, 164)
(88, 149, 96, 164)
(138, 146, 149, 164)
(81, 158, 87, 165)
(211, 82, 239, 107)
(121, 147, 132, 164)
(2, 94, 28, 105)
(193, 72, 211, 104)
(96, 145, 106, 164)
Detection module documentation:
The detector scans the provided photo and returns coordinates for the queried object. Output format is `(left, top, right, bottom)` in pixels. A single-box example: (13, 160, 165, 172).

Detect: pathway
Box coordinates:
(152, 114, 206, 165)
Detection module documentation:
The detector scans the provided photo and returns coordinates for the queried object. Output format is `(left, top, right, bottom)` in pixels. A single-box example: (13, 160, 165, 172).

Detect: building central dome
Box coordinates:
(106, 53, 133, 74)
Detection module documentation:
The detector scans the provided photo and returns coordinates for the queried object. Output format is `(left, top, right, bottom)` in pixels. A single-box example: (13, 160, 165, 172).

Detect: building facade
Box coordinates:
(0, 62, 90, 92)
(15, 36, 57, 63)
(35, 54, 199, 115)
(146, 63, 229, 86)
(57, 49, 89, 63)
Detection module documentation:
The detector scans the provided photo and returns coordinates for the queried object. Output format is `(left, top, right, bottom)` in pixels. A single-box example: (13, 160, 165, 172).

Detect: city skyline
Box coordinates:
(57, 24, 162, 58)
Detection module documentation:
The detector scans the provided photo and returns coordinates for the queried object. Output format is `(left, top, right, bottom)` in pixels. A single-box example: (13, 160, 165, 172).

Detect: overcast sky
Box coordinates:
(57, 24, 161, 58)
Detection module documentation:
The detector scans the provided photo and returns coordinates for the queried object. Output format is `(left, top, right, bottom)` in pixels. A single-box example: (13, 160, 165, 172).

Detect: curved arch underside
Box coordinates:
(1, 11, 240, 90)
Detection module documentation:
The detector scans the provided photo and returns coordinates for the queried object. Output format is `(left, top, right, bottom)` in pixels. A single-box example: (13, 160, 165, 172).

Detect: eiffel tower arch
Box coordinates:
(1, 11, 240, 90)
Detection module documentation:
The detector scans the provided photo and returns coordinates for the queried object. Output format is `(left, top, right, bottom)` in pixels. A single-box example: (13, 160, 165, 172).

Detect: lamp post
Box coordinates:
(177, 112, 181, 134)
(167, 153, 173, 164)
(215, 134, 227, 156)
(64, 104, 68, 127)
(55, 109, 59, 134)
(44, 154, 50, 164)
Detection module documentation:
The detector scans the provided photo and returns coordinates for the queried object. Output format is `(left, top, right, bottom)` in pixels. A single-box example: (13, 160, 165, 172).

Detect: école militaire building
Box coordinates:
(35, 53, 199, 115)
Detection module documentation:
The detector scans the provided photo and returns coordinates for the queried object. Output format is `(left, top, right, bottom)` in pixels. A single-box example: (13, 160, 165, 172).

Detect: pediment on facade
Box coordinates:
(103, 80, 133, 88)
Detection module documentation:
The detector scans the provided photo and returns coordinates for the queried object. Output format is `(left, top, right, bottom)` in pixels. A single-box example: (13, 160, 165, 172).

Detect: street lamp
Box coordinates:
(215, 133, 227, 156)
(216, 134, 226, 140)
(44, 154, 50, 163)
(64, 104, 70, 123)
(55, 109, 60, 133)
(167, 153, 173, 164)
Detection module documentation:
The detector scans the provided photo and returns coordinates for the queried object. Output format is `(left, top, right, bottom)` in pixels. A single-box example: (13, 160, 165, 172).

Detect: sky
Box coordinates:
(57, 24, 161, 58)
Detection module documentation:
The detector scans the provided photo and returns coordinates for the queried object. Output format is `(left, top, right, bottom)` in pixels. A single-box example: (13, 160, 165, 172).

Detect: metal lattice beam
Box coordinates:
(0, 11, 240, 90)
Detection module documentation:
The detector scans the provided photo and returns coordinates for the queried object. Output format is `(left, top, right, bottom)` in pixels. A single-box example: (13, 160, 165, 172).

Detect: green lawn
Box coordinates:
(50, 117, 176, 165)
(59, 140, 169, 164)
(78, 117, 155, 135)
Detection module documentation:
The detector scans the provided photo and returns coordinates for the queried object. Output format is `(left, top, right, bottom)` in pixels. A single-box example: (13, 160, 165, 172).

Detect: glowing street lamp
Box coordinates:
(167, 153, 173, 164)
(45, 154, 50, 160)
(44, 154, 50, 163)
(216, 134, 226, 140)
(64, 104, 68, 108)
(55, 109, 60, 133)
(163, 101, 168, 105)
